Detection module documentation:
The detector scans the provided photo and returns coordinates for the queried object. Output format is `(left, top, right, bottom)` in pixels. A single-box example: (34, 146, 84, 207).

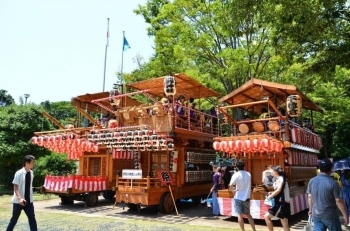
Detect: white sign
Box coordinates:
(122, 169, 142, 179)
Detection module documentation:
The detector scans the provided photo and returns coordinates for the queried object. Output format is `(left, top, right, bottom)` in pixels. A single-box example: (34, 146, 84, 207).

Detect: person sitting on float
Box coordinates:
(175, 95, 185, 115)
(278, 108, 286, 128)
(160, 93, 172, 105)
(259, 108, 270, 119)
(209, 107, 218, 129)
(160, 93, 172, 113)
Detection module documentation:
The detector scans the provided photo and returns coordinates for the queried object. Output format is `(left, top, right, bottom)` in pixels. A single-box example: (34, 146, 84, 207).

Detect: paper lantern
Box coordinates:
(235, 140, 243, 152)
(252, 138, 259, 152)
(164, 75, 176, 96)
(286, 95, 302, 117)
(228, 140, 235, 152)
(220, 141, 228, 152)
(31, 137, 38, 145)
(244, 139, 251, 152)
(213, 141, 220, 150)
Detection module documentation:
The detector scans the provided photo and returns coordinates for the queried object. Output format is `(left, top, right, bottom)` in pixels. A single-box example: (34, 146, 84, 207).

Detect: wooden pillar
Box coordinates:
(147, 171, 150, 189)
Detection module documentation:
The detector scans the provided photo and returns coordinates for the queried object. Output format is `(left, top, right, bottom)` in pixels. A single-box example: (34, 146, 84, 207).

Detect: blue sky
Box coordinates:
(0, 0, 154, 104)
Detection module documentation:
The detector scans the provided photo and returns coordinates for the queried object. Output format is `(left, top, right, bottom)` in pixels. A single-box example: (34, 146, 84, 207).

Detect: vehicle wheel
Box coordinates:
(158, 192, 174, 213)
(191, 196, 202, 205)
(103, 190, 115, 200)
(126, 203, 138, 211)
(85, 194, 98, 207)
(60, 196, 74, 205)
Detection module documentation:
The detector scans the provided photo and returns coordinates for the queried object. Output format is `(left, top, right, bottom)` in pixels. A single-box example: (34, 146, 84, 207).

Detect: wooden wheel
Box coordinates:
(126, 203, 138, 211)
(158, 192, 174, 213)
(85, 193, 98, 207)
(60, 196, 74, 205)
(191, 196, 202, 205)
(102, 190, 115, 200)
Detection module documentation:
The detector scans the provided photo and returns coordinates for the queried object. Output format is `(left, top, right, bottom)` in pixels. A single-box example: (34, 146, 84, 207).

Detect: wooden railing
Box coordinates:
(116, 173, 177, 190)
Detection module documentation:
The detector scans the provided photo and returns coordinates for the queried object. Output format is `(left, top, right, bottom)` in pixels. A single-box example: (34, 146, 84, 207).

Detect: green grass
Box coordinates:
(0, 193, 58, 206)
(0, 195, 252, 231)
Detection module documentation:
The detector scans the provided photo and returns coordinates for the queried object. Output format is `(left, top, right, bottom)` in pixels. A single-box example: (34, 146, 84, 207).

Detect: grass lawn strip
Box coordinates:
(0, 195, 254, 231)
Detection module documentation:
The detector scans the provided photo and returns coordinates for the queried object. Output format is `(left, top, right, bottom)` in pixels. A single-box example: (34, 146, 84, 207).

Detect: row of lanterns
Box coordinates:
(213, 137, 283, 154)
(87, 127, 175, 152)
(32, 129, 175, 156)
(31, 135, 99, 160)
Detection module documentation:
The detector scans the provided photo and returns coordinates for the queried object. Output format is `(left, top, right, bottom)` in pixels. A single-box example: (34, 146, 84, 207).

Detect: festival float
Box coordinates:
(112, 73, 220, 213)
(33, 73, 221, 210)
(34, 92, 143, 206)
(214, 78, 322, 219)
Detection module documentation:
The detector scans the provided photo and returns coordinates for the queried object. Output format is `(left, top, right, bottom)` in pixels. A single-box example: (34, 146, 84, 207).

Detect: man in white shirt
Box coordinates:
(7, 155, 37, 231)
(229, 159, 256, 231)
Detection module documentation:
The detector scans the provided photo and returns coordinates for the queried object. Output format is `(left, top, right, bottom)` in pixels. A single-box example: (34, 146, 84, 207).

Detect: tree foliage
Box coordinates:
(33, 153, 77, 187)
(0, 104, 51, 187)
(0, 89, 15, 107)
(132, 0, 350, 159)
(40, 101, 77, 129)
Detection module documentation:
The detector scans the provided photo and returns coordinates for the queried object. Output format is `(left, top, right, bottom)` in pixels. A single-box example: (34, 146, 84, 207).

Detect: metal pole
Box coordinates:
(102, 18, 110, 93)
(121, 31, 125, 93)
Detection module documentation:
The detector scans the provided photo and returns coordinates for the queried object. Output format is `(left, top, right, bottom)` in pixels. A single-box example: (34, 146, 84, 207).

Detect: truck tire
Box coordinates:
(85, 194, 98, 207)
(158, 192, 174, 213)
(103, 190, 115, 200)
(191, 196, 202, 205)
(60, 196, 74, 205)
(126, 203, 138, 211)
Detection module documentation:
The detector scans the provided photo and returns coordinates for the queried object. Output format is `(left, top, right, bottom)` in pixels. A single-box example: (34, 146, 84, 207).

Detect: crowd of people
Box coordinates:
(209, 159, 350, 231)
(210, 161, 290, 231)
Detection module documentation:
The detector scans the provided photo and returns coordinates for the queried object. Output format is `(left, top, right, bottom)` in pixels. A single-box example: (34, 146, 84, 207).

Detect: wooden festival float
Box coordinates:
(33, 92, 143, 206)
(214, 78, 322, 219)
(108, 73, 221, 213)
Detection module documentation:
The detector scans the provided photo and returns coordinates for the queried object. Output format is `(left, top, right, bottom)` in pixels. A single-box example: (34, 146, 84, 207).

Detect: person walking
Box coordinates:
(307, 158, 348, 231)
(7, 155, 37, 231)
(340, 169, 350, 226)
(210, 166, 222, 217)
(264, 166, 290, 231)
(229, 159, 256, 231)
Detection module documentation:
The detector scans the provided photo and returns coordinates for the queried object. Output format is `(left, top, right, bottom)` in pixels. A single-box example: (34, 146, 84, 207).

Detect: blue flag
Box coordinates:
(123, 37, 130, 51)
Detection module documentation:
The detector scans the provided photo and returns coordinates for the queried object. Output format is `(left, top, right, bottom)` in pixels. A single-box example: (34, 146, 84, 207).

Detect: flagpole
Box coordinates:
(120, 31, 125, 93)
(102, 18, 110, 92)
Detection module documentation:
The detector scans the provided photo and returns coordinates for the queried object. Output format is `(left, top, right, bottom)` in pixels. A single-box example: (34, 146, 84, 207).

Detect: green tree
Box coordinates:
(40, 101, 77, 129)
(134, 0, 278, 95)
(33, 152, 77, 187)
(0, 104, 51, 187)
(0, 89, 15, 107)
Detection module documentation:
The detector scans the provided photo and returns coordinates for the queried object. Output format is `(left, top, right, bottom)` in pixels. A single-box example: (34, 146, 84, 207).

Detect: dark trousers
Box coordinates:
(7, 202, 37, 231)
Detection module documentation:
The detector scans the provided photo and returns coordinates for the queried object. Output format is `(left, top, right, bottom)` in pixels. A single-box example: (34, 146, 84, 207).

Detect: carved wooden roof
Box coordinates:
(219, 78, 323, 114)
(71, 92, 141, 113)
(127, 73, 221, 99)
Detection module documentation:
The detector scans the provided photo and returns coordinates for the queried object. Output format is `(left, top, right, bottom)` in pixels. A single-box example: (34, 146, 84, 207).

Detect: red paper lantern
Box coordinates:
(87, 142, 92, 152)
(31, 137, 38, 145)
(235, 140, 243, 152)
(274, 142, 283, 152)
(252, 138, 259, 152)
(220, 141, 228, 152)
(244, 139, 251, 152)
(92, 145, 99, 153)
(228, 140, 235, 152)
(213, 141, 220, 151)
(260, 138, 269, 151)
